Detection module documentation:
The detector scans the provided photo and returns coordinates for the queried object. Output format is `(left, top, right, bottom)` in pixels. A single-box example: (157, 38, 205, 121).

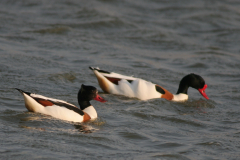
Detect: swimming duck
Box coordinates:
(16, 84, 106, 123)
(89, 67, 209, 101)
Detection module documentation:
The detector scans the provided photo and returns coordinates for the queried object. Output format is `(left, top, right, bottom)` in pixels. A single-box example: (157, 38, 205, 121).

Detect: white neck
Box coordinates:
(172, 93, 188, 102)
(83, 106, 97, 119)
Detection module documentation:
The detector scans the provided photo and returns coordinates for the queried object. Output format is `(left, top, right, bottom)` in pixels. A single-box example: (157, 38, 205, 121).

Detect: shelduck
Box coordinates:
(89, 67, 209, 101)
(16, 84, 106, 123)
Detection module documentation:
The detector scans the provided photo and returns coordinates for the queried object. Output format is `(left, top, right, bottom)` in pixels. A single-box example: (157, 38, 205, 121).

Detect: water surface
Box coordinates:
(0, 0, 240, 159)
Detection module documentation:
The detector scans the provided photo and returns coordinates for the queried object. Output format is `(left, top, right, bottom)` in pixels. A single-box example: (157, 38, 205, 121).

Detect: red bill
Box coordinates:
(198, 84, 209, 100)
(94, 94, 107, 102)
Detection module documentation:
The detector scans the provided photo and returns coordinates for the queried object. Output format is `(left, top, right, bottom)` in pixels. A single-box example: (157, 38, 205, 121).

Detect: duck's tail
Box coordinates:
(15, 88, 31, 96)
(89, 66, 111, 74)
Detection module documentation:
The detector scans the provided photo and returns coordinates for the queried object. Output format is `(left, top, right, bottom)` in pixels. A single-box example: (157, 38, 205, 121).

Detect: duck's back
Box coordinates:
(90, 67, 161, 100)
(113, 78, 160, 100)
(18, 90, 85, 122)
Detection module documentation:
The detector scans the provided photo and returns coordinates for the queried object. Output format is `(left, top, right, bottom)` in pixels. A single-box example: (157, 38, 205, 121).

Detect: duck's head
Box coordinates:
(78, 84, 107, 102)
(177, 73, 209, 100)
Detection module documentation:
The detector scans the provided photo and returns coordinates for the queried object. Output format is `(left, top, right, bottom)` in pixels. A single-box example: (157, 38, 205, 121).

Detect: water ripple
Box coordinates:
(1, 0, 240, 159)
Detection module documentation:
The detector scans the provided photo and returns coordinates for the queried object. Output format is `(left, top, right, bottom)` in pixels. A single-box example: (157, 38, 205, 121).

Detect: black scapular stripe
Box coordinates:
(52, 101, 84, 116)
(35, 98, 85, 116)
(155, 85, 165, 94)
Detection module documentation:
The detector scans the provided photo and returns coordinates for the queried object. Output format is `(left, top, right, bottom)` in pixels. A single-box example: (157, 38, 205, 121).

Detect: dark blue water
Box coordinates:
(1, 0, 240, 159)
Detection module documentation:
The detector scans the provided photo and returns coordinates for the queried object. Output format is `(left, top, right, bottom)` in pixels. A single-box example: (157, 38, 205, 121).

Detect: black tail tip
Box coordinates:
(15, 88, 25, 94)
(89, 66, 110, 74)
(15, 88, 23, 92)
(15, 88, 31, 95)
(89, 66, 100, 71)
